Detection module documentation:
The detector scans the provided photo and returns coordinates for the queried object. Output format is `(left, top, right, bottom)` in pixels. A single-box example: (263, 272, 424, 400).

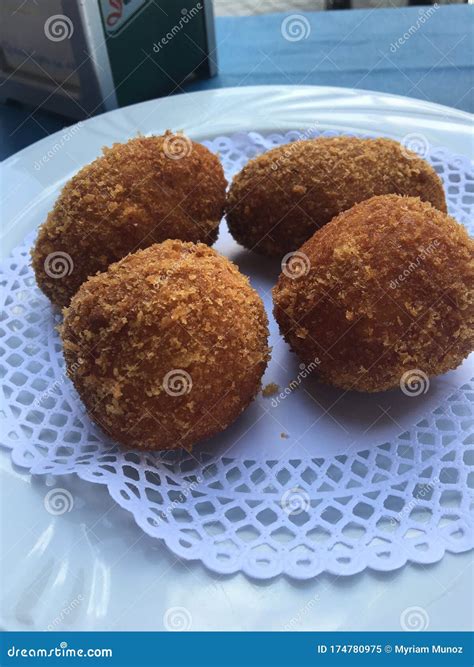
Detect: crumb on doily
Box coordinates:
(262, 382, 279, 397)
(280, 432, 289, 439)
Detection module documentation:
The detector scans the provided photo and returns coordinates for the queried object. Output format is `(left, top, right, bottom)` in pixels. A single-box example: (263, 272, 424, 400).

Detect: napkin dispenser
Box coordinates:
(0, 0, 217, 119)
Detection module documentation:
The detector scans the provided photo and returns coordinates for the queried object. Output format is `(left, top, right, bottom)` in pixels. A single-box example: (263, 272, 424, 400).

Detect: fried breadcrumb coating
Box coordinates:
(61, 240, 270, 450)
(227, 136, 447, 257)
(32, 132, 227, 307)
(273, 195, 473, 393)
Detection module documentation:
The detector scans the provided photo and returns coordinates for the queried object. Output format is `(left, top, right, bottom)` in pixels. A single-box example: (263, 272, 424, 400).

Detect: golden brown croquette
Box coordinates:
(273, 195, 474, 393)
(61, 240, 270, 450)
(32, 132, 227, 307)
(227, 136, 447, 257)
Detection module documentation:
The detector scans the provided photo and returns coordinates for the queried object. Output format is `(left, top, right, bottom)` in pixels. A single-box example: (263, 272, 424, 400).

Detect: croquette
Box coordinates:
(32, 132, 227, 307)
(273, 195, 474, 393)
(227, 136, 447, 257)
(61, 240, 270, 450)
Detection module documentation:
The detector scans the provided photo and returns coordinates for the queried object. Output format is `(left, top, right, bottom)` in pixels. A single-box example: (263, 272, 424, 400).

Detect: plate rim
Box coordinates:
(1, 84, 473, 595)
(2, 83, 473, 168)
(2, 83, 473, 257)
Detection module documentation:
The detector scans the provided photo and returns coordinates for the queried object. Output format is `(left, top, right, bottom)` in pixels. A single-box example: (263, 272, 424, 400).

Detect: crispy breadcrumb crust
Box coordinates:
(262, 382, 279, 397)
(32, 132, 227, 307)
(273, 195, 474, 392)
(61, 240, 270, 450)
(227, 136, 447, 257)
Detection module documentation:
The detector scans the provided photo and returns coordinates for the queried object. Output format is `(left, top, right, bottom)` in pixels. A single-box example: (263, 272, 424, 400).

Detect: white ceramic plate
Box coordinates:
(1, 86, 473, 631)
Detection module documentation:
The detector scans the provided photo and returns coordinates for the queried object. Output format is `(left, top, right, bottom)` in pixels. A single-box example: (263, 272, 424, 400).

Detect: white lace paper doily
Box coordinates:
(1, 130, 473, 580)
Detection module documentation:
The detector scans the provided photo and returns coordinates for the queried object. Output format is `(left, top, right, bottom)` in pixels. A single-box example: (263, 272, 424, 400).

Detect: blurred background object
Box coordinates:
(0, 0, 217, 119)
(0, 0, 472, 159)
(213, 0, 466, 14)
